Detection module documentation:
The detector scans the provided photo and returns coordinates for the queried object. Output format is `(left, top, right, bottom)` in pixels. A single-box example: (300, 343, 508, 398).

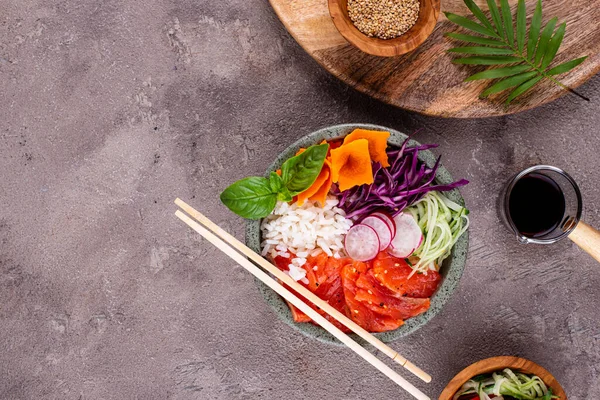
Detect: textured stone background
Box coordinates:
(1, 0, 599, 399)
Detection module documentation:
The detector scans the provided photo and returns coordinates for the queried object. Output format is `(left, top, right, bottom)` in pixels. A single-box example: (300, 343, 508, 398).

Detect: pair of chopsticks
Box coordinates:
(174, 198, 431, 400)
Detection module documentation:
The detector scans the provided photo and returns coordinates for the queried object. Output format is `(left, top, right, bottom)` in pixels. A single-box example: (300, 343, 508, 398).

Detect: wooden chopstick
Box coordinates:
(174, 208, 431, 400)
(175, 198, 431, 383)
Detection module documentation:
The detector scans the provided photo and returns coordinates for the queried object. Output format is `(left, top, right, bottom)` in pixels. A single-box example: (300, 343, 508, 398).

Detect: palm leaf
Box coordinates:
(481, 71, 538, 97)
(463, 0, 497, 33)
(516, 0, 526, 53)
(445, 33, 506, 47)
(535, 17, 558, 65)
(465, 65, 532, 81)
(541, 23, 566, 69)
(547, 56, 588, 76)
(449, 47, 516, 55)
(445, 12, 499, 38)
(527, 0, 543, 58)
(453, 56, 523, 65)
(446, 0, 587, 104)
(486, 0, 504, 36)
(506, 76, 544, 103)
(500, 0, 514, 47)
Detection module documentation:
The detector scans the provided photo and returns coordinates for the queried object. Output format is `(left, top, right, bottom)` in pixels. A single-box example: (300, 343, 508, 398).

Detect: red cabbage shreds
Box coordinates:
(335, 139, 468, 220)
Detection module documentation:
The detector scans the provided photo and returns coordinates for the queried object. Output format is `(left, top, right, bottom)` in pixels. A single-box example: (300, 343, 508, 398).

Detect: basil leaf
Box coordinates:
(220, 177, 277, 219)
(269, 172, 292, 201)
(277, 186, 293, 202)
(269, 171, 284, 193)
(281, 143, 328, 194)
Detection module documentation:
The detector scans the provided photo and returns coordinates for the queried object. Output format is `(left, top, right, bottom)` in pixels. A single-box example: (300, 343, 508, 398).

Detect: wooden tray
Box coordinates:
(269, 0, 600, 117)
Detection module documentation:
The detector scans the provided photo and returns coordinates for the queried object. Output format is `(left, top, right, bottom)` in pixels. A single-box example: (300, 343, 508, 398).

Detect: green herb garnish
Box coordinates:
(446, 0, 588, 104)
(454, 368, 560, 400)
(219, 177, 278, 220)
(220, 143, 329, 219)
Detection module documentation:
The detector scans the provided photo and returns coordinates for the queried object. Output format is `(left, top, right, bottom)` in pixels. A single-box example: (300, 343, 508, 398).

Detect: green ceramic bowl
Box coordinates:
(245, 123, 469, 345)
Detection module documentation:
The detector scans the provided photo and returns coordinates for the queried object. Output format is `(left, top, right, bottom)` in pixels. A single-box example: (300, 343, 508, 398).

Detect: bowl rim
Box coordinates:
(245, 123, 469, 345)
(439, 356, 568, 400)
(327, 0, 441, 56)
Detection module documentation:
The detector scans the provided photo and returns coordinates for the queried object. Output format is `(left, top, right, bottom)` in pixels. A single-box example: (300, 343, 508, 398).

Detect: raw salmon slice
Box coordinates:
(372, 252, 441, 298)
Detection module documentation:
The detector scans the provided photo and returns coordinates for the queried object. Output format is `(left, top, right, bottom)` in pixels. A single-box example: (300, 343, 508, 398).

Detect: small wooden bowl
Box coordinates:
(328, 0, 440, 57)
(439, 356, 567, 400)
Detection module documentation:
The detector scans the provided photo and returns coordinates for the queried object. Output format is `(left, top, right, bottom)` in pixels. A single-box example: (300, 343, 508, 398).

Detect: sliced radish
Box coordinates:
(344, 224, 380, 261)
(371, 211, 396, 238)
(361, 215, 392, 251)
(388, 213, 422, 258)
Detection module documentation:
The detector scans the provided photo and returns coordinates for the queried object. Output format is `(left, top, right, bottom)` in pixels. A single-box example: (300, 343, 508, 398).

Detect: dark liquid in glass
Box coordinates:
(508, 173, 566, 238)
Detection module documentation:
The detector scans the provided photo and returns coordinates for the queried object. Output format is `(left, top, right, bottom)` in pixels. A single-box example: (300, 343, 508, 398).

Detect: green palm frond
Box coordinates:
(445, 0, 588, 104)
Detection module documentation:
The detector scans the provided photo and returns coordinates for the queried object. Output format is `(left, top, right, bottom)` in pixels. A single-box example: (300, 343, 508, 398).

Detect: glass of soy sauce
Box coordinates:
(501, 165, 582, 244)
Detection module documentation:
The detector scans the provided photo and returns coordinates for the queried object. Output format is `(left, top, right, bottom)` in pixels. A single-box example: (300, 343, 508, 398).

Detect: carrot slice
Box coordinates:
(330, 139, 374, 192)
(343, 129, 390, 167)
(296, 159, 331, 206)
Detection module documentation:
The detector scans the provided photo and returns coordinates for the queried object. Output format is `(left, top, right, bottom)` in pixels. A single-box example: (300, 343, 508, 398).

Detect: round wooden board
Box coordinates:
(269, 0, 600, 117)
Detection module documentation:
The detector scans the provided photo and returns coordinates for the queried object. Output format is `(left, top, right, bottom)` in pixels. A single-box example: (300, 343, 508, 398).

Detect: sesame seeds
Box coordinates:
(347, 0, 420, 40)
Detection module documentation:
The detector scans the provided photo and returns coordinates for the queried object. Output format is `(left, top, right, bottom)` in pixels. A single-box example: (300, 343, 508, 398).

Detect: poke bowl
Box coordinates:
(241, 123, 469, 344)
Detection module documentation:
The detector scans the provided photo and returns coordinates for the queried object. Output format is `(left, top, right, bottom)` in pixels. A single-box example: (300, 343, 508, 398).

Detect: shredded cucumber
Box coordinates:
(405, 191, 469, 274)
(453, 368, 559, 400)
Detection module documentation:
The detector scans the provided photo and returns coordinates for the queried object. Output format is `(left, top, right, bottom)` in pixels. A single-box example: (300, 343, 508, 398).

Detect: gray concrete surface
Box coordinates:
(1, 1, 599, 399)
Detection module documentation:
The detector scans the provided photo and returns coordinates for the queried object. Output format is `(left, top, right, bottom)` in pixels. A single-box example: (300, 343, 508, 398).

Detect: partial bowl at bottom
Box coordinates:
(439, 356, 567, 400)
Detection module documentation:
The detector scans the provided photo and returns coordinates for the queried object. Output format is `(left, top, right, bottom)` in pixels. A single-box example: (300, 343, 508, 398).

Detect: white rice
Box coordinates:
(261, 195, 353, 282)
